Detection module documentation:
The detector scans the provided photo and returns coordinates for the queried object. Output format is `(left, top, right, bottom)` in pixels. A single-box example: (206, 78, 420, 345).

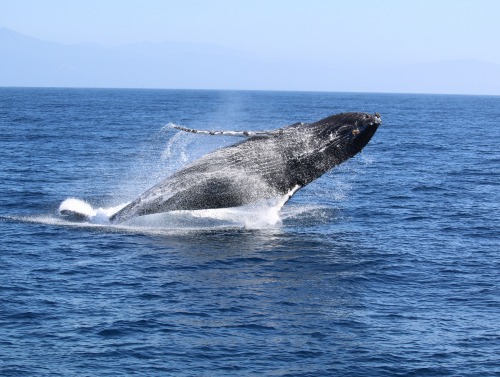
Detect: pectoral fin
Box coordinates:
(172, 125, 273, 137)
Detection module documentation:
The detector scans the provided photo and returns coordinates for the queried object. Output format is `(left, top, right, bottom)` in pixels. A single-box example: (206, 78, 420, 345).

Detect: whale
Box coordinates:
(60, 112, 381, 223)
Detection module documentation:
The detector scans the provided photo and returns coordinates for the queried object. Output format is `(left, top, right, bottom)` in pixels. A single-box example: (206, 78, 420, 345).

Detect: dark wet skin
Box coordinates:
(111, 112, 381, 223)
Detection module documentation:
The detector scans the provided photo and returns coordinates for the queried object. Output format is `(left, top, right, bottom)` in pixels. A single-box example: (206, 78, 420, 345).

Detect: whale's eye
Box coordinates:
(352, 129, 360, 135)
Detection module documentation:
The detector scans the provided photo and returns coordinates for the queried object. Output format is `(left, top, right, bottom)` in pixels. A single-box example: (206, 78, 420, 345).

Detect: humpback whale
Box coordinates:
(60, 112, 381, 223)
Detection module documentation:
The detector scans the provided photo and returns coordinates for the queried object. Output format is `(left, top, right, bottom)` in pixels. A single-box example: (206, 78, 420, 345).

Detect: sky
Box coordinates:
(1, 0, 500, 93)
(2, 0, 500, 64)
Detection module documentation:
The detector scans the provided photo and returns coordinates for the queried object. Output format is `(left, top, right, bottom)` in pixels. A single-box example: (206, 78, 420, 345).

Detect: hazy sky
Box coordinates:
(2, 0, 500, 65)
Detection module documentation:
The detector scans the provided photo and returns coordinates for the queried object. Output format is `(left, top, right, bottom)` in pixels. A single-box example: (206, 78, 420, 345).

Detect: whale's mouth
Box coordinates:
(342, 112, 381, 156)
(350, 113, 381, 137)
(363, 112, 382, 126)
(361, 113, 382, 129)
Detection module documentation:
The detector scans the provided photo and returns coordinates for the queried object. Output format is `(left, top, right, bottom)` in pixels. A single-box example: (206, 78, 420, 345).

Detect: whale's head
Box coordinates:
(312, 112, 381, 162)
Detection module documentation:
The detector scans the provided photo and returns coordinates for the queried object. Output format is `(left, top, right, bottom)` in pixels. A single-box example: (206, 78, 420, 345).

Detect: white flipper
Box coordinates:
(172, 125, 274, 137)
(275, 185, 302, 211)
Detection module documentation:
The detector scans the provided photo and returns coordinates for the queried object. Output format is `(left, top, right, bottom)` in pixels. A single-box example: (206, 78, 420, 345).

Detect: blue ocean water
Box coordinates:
(0, 88, 499, 376)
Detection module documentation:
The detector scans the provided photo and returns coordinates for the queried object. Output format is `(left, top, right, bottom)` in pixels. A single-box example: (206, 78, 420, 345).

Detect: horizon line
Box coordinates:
(1, 85, 499, 97)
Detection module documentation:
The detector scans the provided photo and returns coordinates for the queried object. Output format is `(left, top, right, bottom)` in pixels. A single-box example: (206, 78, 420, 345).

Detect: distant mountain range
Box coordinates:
(1, 27, 499, 95)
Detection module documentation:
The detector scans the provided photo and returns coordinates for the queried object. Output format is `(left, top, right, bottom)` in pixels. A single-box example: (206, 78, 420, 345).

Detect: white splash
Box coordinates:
(55, 187, 300, 231)
(58, 198, 95, 218)
(58, 198, 127, 224)
(182, 185, 300, 229)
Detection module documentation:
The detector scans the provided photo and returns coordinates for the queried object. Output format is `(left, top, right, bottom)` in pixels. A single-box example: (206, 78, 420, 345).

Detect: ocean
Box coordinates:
(0, 88, 499, 376)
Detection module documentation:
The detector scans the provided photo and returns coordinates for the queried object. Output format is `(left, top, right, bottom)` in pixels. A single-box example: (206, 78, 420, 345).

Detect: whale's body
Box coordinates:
(106, 112, 381, 224)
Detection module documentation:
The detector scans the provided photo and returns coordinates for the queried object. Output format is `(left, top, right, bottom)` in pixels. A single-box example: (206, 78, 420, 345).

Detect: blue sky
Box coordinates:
(1, 0, 500, 93)
(2, 0, 499, 64)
